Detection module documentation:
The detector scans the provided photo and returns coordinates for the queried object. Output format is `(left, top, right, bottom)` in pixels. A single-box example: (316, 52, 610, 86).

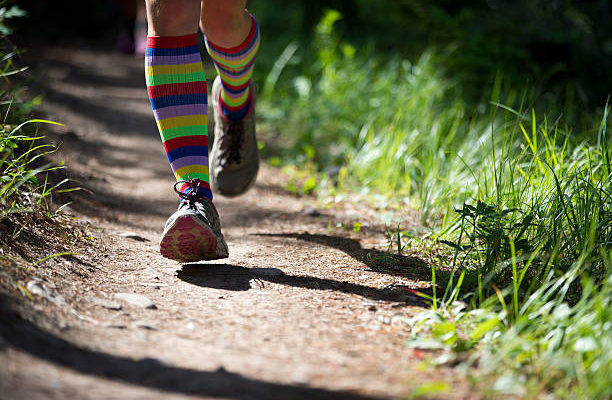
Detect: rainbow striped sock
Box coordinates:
(204, 14, 260, 121)
(145, 34, 213, 201)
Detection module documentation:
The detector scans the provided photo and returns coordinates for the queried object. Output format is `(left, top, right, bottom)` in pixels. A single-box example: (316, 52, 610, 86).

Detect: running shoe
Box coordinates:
(159, 179, 228, 262)
(209, 76, 259, 197)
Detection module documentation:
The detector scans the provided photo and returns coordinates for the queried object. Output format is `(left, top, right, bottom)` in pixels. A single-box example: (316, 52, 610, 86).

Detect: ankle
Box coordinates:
(218, 89, 253, 121)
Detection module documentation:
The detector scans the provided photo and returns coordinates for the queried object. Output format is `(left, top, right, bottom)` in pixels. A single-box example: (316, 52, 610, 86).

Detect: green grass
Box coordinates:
(0, 6, 71, 220)
(406, 263, 611, 398)
(260, 11, 529, 224)
(414, 106, 611, 399)
(258, 10, 612, 398)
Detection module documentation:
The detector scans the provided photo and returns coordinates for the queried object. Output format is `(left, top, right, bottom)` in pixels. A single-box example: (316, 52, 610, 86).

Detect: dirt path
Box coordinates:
(0, 47, 471, 400)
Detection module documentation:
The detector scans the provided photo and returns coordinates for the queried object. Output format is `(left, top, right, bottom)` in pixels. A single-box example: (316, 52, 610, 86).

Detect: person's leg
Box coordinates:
(145, 0, 211, 200)
(200, 0, 250, 48)
(145, 0, 199, 36)
(201, 1, 258, 121)
(146, 0, 227, 261)
(200, 1, 261, 196)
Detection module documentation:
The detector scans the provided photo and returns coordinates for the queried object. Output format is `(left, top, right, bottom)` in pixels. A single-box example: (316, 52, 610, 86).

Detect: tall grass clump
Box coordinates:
(394, 67, 611, 400)
(441, 107, 611, 295)
(0, 4, 68, 220)
(413, 107, 611, 398)
(407, 258, 611, 398)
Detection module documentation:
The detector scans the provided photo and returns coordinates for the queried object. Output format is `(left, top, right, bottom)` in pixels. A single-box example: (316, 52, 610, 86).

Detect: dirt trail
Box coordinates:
(0, 47, 470, 400)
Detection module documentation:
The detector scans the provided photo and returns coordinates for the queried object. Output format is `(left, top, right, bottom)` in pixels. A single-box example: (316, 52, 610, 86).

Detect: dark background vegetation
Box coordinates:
(17, 0, 612, 111)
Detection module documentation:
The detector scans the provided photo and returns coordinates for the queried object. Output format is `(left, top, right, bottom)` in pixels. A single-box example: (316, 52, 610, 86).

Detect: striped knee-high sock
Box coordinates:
(145, 34, 213, 201)
(204, 14, 260, 121)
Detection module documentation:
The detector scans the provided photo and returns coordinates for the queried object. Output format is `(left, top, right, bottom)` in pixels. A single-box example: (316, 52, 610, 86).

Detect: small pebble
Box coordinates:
(106, 324, 127, 329)
(26, 280, 65, 305)
(114, 293, 157, 309)
(26, 280, 50, 298)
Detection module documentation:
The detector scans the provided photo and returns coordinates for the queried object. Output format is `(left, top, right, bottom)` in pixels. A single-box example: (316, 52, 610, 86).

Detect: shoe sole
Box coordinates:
(159, 214, 227, 262)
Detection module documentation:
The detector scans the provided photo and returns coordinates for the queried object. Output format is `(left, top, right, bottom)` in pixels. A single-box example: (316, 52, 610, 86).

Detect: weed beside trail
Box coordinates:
(0, 7, 81, 272)
(0, 8, 62, 219)
(258, 10, 612, 399)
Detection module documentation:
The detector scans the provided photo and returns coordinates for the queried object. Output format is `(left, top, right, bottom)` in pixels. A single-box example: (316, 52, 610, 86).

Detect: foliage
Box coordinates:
(258, 10, 612, 398)
(409, 107, 612, 399)
(250, 0, 612, 108)
(406, 265, 612, 399)
(260, 11, 472, 219)
(0, 5, 70, 219)
(17, 1, 612, 106)
(0, 2, 25, 36)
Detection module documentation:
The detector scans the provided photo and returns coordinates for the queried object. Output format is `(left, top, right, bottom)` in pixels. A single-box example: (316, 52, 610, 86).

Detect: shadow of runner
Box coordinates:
(256, 233, 431, 281)
(0, 298, 390, 400)
(178, 264, 424, 305)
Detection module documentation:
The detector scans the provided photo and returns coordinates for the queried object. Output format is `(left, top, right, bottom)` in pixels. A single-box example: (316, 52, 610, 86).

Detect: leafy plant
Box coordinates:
(257, 12, 612, 398)
(0, 2, 25, 36)
(0, 8, 72, 219)
(407, 258, 612, 399)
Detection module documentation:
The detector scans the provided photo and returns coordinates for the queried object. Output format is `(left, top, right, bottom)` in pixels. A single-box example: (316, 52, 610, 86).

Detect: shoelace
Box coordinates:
(173, 178, 219, 223)
(174, 178, 206, 204)
(218, 120, 244, 164)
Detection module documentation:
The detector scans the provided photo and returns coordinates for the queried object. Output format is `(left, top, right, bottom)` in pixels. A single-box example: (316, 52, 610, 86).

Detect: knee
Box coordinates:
(146, 0, 200, 36)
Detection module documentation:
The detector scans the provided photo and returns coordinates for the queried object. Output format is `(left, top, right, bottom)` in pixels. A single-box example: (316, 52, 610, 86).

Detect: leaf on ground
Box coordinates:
(406, 336, 445, 350)
(413, 381, 451, 398)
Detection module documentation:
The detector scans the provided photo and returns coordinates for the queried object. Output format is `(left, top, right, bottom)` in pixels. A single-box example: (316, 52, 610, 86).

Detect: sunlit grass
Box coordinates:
(0, 8, 72, 219)
(258, 10, 612, 398)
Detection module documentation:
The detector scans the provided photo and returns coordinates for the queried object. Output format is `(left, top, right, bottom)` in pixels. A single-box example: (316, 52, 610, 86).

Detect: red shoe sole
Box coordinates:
(159, 215, 221, 262)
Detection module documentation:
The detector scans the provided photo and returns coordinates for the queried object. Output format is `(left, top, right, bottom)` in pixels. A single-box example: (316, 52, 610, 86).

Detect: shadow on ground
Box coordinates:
(178, 264, 425, 305)
(257, 233, 431, 279)
(252, 233, 465, 297)
(0, 295, 389, 400)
